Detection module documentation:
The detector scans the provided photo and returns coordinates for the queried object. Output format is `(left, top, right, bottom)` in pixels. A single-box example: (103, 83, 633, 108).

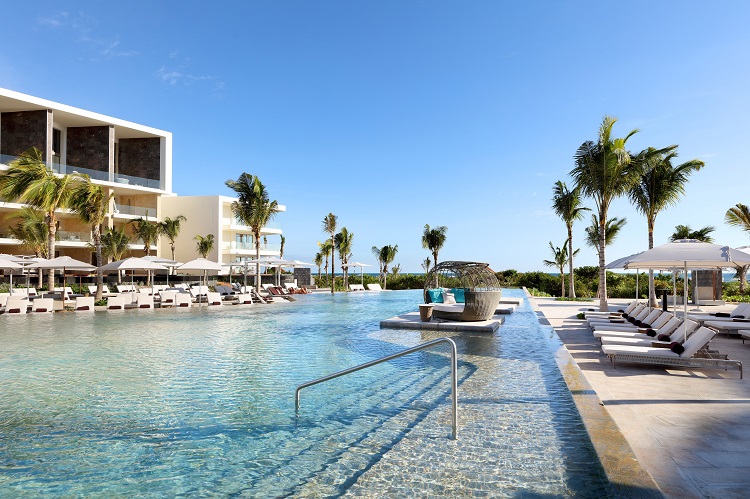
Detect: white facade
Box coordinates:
(159, 195, 286, 265)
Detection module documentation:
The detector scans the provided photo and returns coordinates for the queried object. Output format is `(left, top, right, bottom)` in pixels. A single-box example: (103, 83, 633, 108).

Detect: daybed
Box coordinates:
(423, 261, 502, 322)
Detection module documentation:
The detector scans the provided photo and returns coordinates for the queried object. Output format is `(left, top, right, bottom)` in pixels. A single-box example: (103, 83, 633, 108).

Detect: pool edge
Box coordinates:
(524, 288, 664, 499)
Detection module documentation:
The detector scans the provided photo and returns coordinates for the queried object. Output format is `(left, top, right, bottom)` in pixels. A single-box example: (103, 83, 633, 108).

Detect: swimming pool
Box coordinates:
(0, 289, 610, 497)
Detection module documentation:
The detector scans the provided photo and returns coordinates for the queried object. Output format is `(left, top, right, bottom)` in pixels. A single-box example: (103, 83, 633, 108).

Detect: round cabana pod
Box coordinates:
(423, 261, 502, 321)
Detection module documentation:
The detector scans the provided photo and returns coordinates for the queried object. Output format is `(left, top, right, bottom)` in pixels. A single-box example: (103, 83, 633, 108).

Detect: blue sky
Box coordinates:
(3, 1, 750, 272)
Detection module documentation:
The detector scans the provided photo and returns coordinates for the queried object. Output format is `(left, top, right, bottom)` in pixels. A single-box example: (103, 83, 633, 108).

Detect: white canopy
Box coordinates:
(176, 258, 223, 273)
(99, 257, 168, 272)
(28, 256, 96, 271)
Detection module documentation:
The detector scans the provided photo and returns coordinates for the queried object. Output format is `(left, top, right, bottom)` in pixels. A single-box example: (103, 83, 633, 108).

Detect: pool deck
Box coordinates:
(532, 296, 750, 499)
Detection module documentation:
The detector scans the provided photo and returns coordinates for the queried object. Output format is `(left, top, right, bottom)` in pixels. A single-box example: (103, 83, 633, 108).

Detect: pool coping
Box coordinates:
(525, 288, 664, 498)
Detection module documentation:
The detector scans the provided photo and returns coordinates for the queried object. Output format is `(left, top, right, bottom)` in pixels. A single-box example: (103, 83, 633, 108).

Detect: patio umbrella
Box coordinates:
(142, 256, 182, 286)
(279, 259, 314, 286)
(176, 258, 223, 302)
(100, 257, 168, 299)
(0, 257, 24, 295)
(343, 261, 372, 285)
(624, 239, 750, 341)
(28, 256, 96, 308)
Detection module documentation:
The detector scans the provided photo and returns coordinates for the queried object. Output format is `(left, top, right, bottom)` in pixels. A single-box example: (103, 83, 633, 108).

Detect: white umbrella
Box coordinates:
(624, 239, 750, 341)
(0, 257, 24, 295)
(100, 257, 168, 299)
(176, 258, 223, 302)
(342, 261, 372, 285)
(142, 256, 182, 286)
(28, 256, 96, 307)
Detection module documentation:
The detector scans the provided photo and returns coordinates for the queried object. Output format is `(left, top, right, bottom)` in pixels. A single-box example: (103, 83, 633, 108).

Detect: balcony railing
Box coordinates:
(57, 230, 91, 243)
(0, 154, 161, 190)
(227, 241, 281, 252)
(114, 204, 155, 217)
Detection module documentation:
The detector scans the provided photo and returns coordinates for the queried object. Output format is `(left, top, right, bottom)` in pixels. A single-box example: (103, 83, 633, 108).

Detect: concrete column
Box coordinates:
(108, 125, 115, 182)
(45, 109, 53, 164)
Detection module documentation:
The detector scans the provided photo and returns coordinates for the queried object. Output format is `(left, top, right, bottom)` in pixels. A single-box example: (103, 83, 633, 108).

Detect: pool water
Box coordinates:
(0, 289, 610, 497)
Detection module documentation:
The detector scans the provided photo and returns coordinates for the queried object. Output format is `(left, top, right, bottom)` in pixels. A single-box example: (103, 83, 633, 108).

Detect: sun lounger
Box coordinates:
(593, 314, 677, 337)
(106, 294, 129, 310)
(136, 294, 154, 309)
(87, 284, 113, 297)
(75, 296, 95, 311)
(584, 300, 639, 318)
(688, 302, 750, 320)
(31, 298, 54, 313)
(349, 284, 366, 291)
(367, 283, 383, 291)
(206, 292, 222, 306)
(116, 284, 137, 294)
(236, 293, 253, 305)
(174, 292, 192, 307)
(739, 330, 750, 344)
(704, 318, 750, 336)
(594, 316, 681, 338)
(601, 326, 742, 378)
(159, 291, 177, 307)
(0, 293, 8, 308)
(591, 309, 669, 332)
(587, 304, 648, 327)
(2, 296, 28, 314)
(600, 319, 698, 347)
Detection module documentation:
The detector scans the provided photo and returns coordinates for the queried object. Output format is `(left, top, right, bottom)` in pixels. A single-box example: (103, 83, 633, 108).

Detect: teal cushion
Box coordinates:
(427, 289, 443, 303)
(450, 288, 466, 303)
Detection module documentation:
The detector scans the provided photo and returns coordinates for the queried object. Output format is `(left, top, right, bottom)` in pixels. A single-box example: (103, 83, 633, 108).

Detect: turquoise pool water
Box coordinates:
(0, 289, 610, 497)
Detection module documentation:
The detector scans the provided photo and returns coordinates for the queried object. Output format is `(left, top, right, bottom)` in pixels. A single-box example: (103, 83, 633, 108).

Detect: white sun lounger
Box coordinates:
(587, 304, 648, 326)
(174, 293, 192, 307)
(2, 296, 28, 314)
(583, 300, 639, 318)
(159, 291, 178, 307)
(591, 308, 665, 331)
(206, 292, 223, 306)
(31, 298, 54, 313)
(136, 294, 154, 309)
(601, 326, 742, 378)
(367, 283, 383, 291)
(688, 302, 750, 322)
(236, 293, 253, 305)
(704, 318, 750, 336)
(106, 294, 129, 310)
(600, 319, 698, 347)
(75, 296, 95, 311)
(593, 314, 678, 338)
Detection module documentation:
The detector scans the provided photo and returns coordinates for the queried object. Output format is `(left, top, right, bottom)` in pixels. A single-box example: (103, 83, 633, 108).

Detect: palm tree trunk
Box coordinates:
(648, 223, 657, 307)
(255, 237, 261, 292)
(171, 242, 176, 262)
(94, 224, 103, 301)
(47, 213, 56, 291)
(598, 212, 607, 312)
(330, 234, 335, 294)
(560, 266, 565, 298)
(740, 266, 747, 295)
(567, 224, 576, 298)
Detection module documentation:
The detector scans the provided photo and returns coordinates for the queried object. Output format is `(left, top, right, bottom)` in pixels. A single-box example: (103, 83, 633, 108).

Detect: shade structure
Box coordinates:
(0, 257, 24, 295)
(176, 258, 223, 300)
(28, 256, 96, 307)
(141, 256, 182, 286)
(342, 261, 372, 285)
(622, 239, 750, 341)
(100, 257, 168, 298)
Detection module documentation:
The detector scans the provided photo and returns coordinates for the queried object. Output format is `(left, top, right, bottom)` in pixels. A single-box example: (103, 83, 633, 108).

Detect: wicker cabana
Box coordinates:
(423, 261, 502, 321)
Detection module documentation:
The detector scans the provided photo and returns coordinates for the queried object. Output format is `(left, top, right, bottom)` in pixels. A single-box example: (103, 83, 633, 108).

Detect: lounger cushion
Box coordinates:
(77, 306, 90, 311)
(450, 288, 466, 303)
(670, 342, 685, 354)
(427, 289, 443, 303)
(646, 329, 656, 337)
(657, 334, 671, 341)
(714, 312, 730, 318)
(443, 292, 456, 305)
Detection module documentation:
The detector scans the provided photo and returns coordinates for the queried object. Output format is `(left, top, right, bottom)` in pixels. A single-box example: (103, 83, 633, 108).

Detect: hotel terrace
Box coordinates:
(0, 88, 284, 266)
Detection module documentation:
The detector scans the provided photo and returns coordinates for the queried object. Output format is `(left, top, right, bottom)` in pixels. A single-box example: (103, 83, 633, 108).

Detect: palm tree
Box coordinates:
(390, 263, 401, 277)
(422, 224, 447, 267)
(551, 180, 590, 298)
(421, 257, 431, 273)
(372, 245, 384, 283)
(314, 251, 323, 283)
(335, 227, 354, 290)
(70, 180, 114, 300)
(629, 147, 705, 305)
(571, 116, 641, 311)
(101, 227, 130, 284)
(584, 215, 627, 256)
(319, 240, 333, 284)
(195, 234, 215, 258)
(0, 147, 85, 290)
(543, 240, 579, 298)
(6, 207, 48, 288)
(379, 244, 398, 289)
(669, 224, 715, 243)
(130, 217, 163, 256)
(725, 203, 750, 293)
(161, 215, 187, 261)
(225, 173, 279, 291)
(322, 213, 338, 294)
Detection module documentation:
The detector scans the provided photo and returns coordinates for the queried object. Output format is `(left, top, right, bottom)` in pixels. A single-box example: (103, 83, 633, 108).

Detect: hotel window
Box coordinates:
(52, 128, 62, 166)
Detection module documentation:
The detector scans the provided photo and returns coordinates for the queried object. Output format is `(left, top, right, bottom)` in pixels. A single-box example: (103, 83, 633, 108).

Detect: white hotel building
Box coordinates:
(0, 88, 284, 265)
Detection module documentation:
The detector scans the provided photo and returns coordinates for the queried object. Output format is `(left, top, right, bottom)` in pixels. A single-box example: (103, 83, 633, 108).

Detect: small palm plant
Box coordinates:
(552, 181, 589, 298)
(543, 240, 578, 298)
(101, 227, 130, 284)
(669, 224, 715, 243)
(70, 180, 113, 300)
(195, 234, 215, 258)
(322, 213, 338, 294)
(378, 245, 399, 290)
(725, 203, 750, 293)
(130, 217, 163, 256)
(314, 251, 323, 283)
(161, 215, 187, 261)
(335, 227, 354, 290)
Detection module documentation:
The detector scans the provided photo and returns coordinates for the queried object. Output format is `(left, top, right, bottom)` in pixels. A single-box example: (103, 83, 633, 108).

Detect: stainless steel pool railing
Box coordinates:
(295, 337, 459, 439)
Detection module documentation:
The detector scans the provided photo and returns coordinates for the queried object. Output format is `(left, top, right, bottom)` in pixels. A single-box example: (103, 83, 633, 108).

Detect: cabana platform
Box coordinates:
(380, 311, 504, 333)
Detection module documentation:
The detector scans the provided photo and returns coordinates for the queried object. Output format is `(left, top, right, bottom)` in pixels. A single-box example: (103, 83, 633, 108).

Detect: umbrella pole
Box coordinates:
(684, 261, 688, 342)
(9, 272, 12, 296)
(672, 268, 677, 315)
(635, 270, 639, 302)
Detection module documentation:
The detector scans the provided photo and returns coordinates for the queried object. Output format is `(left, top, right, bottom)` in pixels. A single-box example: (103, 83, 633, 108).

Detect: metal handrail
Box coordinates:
(295, 337, 458, 439)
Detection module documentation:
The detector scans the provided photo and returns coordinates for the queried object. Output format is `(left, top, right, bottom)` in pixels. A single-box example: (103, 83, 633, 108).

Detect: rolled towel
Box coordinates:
(646, 329, 657, 337)
(622, 313, 629, 319)
(713, 312, 730, 318)
(641, 323, 651, 329)
(732, 315, 745, 319)
(670, 342, 685, 355)
(633, 320, 643, 327)
(617, 309, 625, 313)
(657, 333, 671, 341)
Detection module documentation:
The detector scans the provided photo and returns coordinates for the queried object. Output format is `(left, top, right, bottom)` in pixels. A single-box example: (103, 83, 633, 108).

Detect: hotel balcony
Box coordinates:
(113, 203, 158, 220)
(222, 241, 281, 257)
(221, 217, 283, 235)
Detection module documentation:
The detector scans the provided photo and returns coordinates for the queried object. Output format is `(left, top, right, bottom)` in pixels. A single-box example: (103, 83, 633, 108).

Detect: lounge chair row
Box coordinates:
(585, 302, 743, 378)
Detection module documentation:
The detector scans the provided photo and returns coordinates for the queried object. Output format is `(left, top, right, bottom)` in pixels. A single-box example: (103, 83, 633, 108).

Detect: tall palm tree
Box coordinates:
(379, 244, 398, 290)
(629, 147, 705, 305)
(335, 227, 354, 290)
(422, 224, 447, 267)
(225, 173, 279, 291)
(195, 234, 215, 258)
(0, 147, 85, 289)
(543, 240, 579, 298)
(319, 240, 333, 284)
(584, 215, 627, 256)
(372, 245, 384, 283)
(725, 203, 750, 293)
(421, 257, 431, 273)
(277, 235, 286, 285)
(161, 215, 187, 261)
(551, 180, 590, 298)
(322, 213, 338, 293)
(70, 179, 114, 300)
(130, 217, 163, 256)
(314, 251, 323, 284)
(571, 116, 641, 311)
(101, 227, 130, 284)
(6, 207, 48, 288)
(669, 224, 715, 243)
